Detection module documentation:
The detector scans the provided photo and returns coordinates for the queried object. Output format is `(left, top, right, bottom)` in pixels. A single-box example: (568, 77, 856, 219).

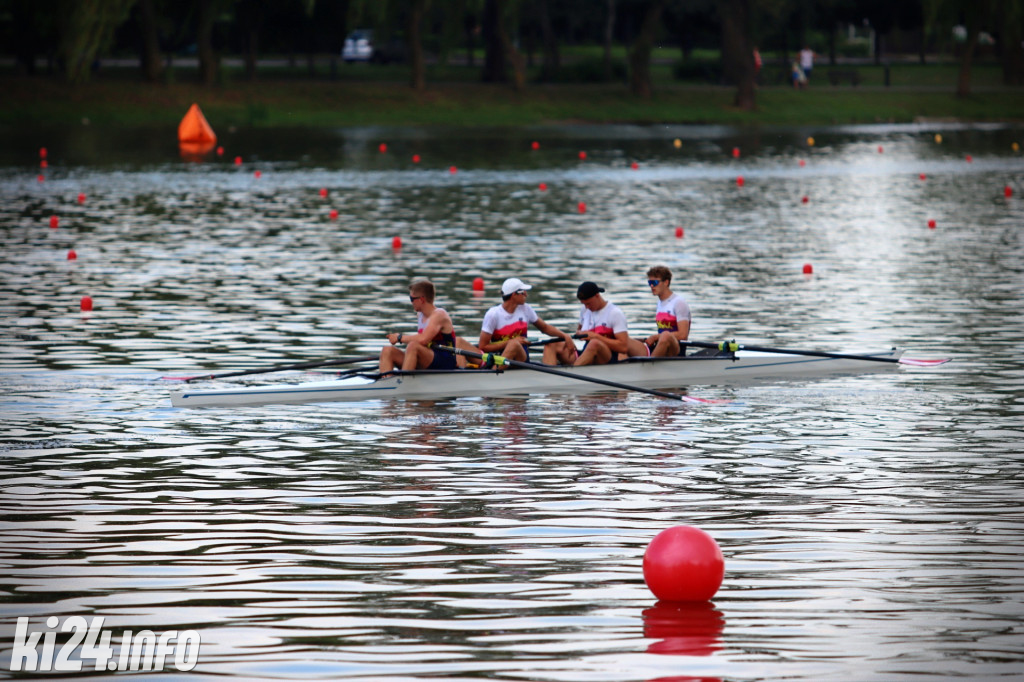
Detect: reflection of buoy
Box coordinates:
(392, 236, 402, 249)
(928, 219, 937, 229)
(253, 170, 261, 179)
(80, 296, 93, 312)
(1013, 142, 1020, 152)
(449, 165, 457, 175)
(216, 146, 224, 156)
(37, 174, 45, 183)
(234, 156, 242, 166)
(49, 215, 59, 229)
(472, 277, 485, 292)
(577, 201, 587, 213)
(40, 147, 48, 159)
(643, 526, 724, 602)
(642, 601, 725, 657)
(67, 249, 77, 260)
(798, 159, 806, 167)
(40, 160, 48, 169)
(675, 226, 684, 238)
(803, 263, 813, 274)
(736, 176, 744, 187)
(878, 145, 884, 153)
(178, 103, 216, 146)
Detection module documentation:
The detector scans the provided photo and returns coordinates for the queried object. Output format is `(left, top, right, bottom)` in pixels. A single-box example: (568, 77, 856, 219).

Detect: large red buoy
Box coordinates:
(643, 526, 724, 602)
(472, 277, 485, 292)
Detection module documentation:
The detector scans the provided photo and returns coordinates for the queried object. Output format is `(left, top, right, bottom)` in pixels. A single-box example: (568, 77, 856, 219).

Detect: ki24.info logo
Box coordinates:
(9, 616, 200, 672)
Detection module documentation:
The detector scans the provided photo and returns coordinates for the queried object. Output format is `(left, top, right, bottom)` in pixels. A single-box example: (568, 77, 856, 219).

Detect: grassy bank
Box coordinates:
(3, 67, 1023, 130)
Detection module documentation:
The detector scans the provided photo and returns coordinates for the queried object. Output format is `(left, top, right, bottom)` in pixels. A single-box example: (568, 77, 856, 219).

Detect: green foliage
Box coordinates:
(56, 0, 137, 85)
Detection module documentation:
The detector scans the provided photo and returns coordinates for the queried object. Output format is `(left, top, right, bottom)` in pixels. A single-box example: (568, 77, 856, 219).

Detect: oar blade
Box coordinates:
(898, 357, 951, 366)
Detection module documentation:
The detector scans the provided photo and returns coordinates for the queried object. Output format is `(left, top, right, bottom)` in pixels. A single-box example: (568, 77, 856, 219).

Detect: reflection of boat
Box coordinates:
(643, 600, 725, 656)
(170, 347, 908, 407)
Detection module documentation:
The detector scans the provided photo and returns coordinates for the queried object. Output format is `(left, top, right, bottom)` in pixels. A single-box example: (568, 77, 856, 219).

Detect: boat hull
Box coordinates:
(170, 349, 903, 407)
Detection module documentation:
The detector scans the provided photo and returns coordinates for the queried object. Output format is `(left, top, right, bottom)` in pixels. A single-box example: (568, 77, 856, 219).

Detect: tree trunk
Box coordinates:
(481, 0, 508, 82)
(955, 0, 992, 97)
(538, 0, 559, 80)
(137, 0, 163, 82)
(720, 0, 756, 111)
(603, 0, 616, 81)
(57, 0, 138, 84)
(628, 0, 664, 98)
(409, 0, 427, 91)
(197, 0, 220, 86)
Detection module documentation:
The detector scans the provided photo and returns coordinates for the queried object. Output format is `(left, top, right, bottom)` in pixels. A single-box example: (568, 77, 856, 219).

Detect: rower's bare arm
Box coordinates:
(478, 331, 502, 352)
(675, 320, 691, 340)
(534, 318, 572, 342)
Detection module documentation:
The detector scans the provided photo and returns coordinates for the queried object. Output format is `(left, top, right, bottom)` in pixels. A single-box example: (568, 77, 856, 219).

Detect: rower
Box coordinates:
(380, 279, 463, 373)
(628, 265, 691, 357)
(543, 281, 633, 367)
(478, 278, 575, 364)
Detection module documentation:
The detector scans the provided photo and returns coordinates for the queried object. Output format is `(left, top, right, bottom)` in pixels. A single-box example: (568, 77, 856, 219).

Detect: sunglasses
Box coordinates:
(409, 295, 423, 302)
(515, 290, 527, 295)
(647, 279, 661, 287)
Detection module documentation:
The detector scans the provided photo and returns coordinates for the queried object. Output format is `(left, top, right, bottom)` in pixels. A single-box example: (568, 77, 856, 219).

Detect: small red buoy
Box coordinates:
(40, 147, 48, 159)
(538, 182, 548, 192)
(928, 219, 937, 229)
(798, 159, 806, 167)
(801, 195, 809, 204)
(319, 188, 328, 198)
(531, 141, 540, 150)
(392, 236, 402, 249)
(578, 151, 587, 161)
(732, 147, 740, 158)
(919, 173, 927, 181)
(966, 155, 973, 163)
(802, 263, 814, 274)
(40, 160, 48, 169)
(631, 161, 639, 170)
(329, 209, 339, 220)
(379, 143, 387, 154)
(234, 156, 242, 166)
(675, 226, 684, 238)
(80, 296, 93, 312)
(449, 165, 457, 175)
(643, 526, 724, 602)
(472, 277, 485, 292)
(216, 146, 224, 156)
(577, 201, 587, 214)
(77, 193, 86, 204)
(878, 145, 884, 153)
(412, 154, 421, 164)
(67, 249, 77, 260)
(736, 176, 745, 187)
(253, 170, 261, 179)
(1004, 185, 1013, 198)
(37, 174, 45, 183)
(49, 215, 59, 229)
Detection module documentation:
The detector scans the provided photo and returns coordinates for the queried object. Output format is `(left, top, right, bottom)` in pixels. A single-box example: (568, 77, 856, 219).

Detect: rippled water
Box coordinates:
(2, 123, 1023, 680)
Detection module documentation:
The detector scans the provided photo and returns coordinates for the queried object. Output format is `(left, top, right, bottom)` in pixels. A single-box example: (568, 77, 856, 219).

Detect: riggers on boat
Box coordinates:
(170, 347, 907, 408)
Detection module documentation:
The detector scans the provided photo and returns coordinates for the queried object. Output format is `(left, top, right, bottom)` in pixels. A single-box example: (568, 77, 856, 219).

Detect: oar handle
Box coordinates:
(438, 346, 718, 404)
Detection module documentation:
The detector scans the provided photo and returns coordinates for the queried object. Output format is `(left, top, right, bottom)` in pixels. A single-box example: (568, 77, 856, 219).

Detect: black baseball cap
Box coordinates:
(576, 281, 605, 300)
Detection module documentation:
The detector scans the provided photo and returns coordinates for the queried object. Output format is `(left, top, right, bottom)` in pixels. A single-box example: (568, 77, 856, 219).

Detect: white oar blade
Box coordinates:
(898, 357, 950, 366)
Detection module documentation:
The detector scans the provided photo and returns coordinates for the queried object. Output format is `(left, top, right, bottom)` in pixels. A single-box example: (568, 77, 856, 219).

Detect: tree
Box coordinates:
(628, 0, 665, 97)
(408, 0, 428, 90)
(55, 0, 137, 84)
(956, 0, 994, 96)
(998, 0, 1024, 85)
(720, 0, 756, 110)
(480, 0, 524, 88)
(136, 0, 163, 83)
(604, 0, 617, 81)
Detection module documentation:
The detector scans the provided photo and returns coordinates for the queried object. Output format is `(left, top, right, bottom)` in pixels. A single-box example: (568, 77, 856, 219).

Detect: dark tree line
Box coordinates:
(3, 0, 1022, 107)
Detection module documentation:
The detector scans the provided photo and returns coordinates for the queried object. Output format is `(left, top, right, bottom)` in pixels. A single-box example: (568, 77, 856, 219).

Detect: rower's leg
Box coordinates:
(379, 345, 405, 373)
(542, 341, 576, 366)
(402, 341, 435, 370)
(625, 337, 649, 357)
(503, 338, 527, 362)
(574, 341, 611, 366)
(454, 336, 478, 368)
(652, 334, 680, 357)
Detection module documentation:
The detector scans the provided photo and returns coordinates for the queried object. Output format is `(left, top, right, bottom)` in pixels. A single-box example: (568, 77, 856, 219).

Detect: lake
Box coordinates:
(1, 121, 1023, 680)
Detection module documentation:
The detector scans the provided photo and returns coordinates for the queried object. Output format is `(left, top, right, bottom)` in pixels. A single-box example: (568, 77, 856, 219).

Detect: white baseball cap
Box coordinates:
(501, 277, 533, 296)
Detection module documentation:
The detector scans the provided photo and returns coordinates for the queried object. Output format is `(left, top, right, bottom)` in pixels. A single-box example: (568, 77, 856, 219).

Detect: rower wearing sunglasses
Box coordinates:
(380, 279, 462, 373)
(478, 278, 576, 363)
(630, 265, 691, 357)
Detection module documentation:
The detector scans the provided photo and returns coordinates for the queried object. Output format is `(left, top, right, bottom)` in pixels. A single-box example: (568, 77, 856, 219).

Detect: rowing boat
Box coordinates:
(170, 347, 906, 408)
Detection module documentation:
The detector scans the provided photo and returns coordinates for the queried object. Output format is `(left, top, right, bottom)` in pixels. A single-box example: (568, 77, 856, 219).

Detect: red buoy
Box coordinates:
(736, 176, 745, 187)
(732, 147, 740, 158)
(412, 154, 421, 164)
(801, 195, 809, 204)
(802, 263, 814, 274)
(329, 209, 339, 220)
(449, 165, 457, 175)
(878, 145, 884, 153)
(643, 526, 724, 602)
(39, 147, 48, 159)
(928, 219, 937, 229)
(631, 161, 639, 170)
(77, 193, 86, 204)
(216, 146, 224, 156)
(319, 188, 328, 198)
(577, 201, 587, 214)
(798, 159, 806, 167)
(49, 215, 59, 229)
(37, 174, 45, 183)
(40, 160, 48, 169)
(578, 151, 587, 161)
(67, 249, 77, 260)
(675, 226, 684, 238)
(379, 143, 388, 153)
(920, 173, 927, 181)
(538, 182, 548, 192)
(234, 156, 242, 166)
(472, 277, 485, 292)
(253, 170, 261, 179)
(1005, 185, 1013, 198)
(80, 296, 93, 312)
(531, 141, 540, 150)
(966, 155, 973, 163)
(392, 236, 402, 249)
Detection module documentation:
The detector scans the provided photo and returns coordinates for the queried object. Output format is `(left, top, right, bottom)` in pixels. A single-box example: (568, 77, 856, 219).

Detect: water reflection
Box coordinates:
(643, 601, 725, 657)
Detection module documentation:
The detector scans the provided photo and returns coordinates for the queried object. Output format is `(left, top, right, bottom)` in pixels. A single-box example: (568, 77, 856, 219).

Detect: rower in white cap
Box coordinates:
(478, 277, 576, 363)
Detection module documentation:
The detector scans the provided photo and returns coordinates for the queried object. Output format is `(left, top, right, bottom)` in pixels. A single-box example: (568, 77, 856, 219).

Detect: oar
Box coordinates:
(162, 355, 378, 382)
(438, 346, 725, 404)
(682, 340, 949, 366)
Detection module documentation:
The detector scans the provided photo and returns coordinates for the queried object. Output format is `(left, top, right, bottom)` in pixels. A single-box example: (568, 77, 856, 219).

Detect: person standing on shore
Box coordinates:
(799, 45, 815, 83)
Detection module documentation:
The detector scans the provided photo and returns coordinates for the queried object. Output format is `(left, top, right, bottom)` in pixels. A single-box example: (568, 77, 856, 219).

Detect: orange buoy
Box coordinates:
(178, 103, 216, 145)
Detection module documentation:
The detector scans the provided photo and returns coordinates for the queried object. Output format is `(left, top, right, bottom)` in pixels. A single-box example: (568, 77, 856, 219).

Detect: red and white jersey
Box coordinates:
(655, 293, 691, 334)
(579, 301, 627, 339)
(481, 303, 539, 341)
